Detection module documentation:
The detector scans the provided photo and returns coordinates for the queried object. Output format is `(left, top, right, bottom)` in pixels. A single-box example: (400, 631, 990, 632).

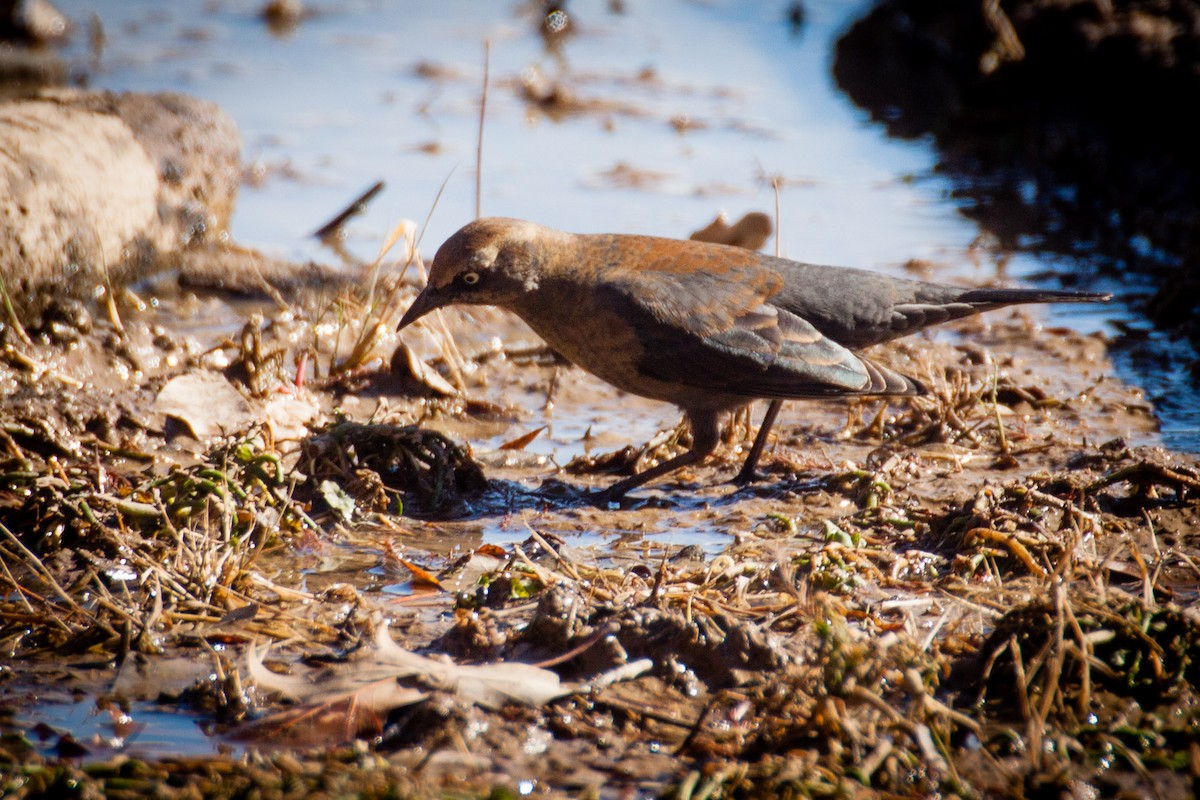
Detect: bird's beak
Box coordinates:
(397, 286, 444, 331)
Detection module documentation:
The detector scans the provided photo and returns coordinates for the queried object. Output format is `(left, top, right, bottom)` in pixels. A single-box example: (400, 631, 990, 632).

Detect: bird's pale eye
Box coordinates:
(461, 271, 480, 286)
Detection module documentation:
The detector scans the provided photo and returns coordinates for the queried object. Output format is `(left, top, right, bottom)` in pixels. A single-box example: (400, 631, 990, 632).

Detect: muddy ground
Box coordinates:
(1, 251, 1199, 798)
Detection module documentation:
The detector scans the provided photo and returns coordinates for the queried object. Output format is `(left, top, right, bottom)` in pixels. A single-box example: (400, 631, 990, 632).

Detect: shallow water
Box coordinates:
(14, 697, 225, 761)
(50, 0, 1196, 449)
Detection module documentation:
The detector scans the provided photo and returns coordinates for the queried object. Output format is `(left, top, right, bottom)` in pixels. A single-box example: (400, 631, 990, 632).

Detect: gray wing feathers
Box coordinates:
(860, 357, 925, 396)
(606, 255, 1104, 400)
(771, 259, 1110, 348)
(635, 302, 923, 399)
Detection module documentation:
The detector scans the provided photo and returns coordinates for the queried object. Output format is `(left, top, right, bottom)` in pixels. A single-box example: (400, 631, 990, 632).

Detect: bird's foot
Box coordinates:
(533, 477, 645, 507)
(731, 465, 763, 486)
(589, 485, 628, 507)
(533, 478, 591, 502)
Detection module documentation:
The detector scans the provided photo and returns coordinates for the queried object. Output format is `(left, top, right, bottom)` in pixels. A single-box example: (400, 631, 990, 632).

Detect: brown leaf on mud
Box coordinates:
(242, 625, 572, 747)
(689, 212, 773, 251)
(436, 548, 508, 594)
(234, 694, 387, 745)
(262, 393, 320, 441)
(498, 425, 546, 451)
(371, 625, 570, 709)
(397, 557, 444, 590)
(245, 643, 323, 701)
(241, 644, 424, 745)
(389, 342, 457, 397)
(154, 372, 256, 439)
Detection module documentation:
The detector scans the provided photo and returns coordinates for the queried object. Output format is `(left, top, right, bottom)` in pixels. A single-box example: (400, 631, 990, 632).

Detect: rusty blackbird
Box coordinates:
(398, 218, 1110, 498)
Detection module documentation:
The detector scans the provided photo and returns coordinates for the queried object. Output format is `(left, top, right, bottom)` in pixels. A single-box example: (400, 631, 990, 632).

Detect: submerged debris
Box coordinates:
(236, 624, 590, 746)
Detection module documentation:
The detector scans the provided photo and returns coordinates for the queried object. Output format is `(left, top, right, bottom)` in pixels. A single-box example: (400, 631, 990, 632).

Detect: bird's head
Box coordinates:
(397, 217, 558, 330)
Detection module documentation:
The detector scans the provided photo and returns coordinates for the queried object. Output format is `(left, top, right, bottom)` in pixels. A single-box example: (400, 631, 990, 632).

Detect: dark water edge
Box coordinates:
(834, 0, 1200, 451)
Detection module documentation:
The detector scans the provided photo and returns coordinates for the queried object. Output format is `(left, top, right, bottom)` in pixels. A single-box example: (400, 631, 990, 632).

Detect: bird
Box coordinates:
(397, 217, 1110, 498)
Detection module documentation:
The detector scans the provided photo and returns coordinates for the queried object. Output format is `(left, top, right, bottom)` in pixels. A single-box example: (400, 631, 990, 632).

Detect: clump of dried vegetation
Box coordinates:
(0, 430, 309, 655)
(300, 421, 487, 517)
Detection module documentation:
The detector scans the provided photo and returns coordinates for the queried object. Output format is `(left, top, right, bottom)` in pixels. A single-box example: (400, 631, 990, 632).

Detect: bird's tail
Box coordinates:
(956, 287, 1112, 306)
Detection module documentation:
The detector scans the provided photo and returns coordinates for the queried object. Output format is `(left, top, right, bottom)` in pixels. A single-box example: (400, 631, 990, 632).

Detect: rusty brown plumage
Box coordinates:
(398, 217, 1110, 498)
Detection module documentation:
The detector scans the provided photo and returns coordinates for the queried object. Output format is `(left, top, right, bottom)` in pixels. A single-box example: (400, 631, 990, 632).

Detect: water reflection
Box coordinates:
(834, 1, 1200, 449)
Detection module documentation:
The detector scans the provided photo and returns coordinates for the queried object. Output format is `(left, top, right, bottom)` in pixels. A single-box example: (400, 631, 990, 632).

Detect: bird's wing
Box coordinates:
(603, 270, 923, 399)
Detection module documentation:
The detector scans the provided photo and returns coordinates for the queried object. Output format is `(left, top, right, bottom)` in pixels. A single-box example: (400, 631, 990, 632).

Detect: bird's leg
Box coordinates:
(733, 399, 783, 484)
(595, 412, 721, 500)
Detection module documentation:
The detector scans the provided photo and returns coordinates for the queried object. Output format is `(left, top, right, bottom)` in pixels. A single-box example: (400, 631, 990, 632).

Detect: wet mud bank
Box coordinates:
(835, 0, 1200, 426)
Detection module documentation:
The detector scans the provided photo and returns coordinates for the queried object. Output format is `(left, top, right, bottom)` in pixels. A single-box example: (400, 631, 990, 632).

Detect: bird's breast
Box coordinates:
(512, 292, 731, 410)
(516, 297, 643, 386)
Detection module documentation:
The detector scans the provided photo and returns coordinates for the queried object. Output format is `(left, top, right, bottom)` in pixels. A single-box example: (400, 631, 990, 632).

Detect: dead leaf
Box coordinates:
(246, 642, 315, 701)
(218, 603, 259, 625)
(236, 652, 426, 746)
(397, 558, 444, 590)
(372, 625, 569, 709)
(246, 626, 570, 713)
(689, 211, 772, 250)
(238, 626, 652, 746)
(155, 372, 255, 439)
(499, 425, 546, 451)
(437, 549, 507, 593)
(390, 342, 456, 396)
(263, 393, 319, 440)
(233, 687, 393, 745)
